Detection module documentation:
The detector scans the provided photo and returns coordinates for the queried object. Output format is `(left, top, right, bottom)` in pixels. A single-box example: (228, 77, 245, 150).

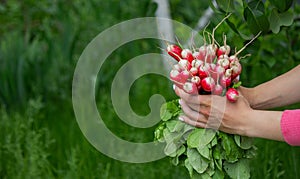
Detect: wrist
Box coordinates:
(239, 87, 257, 108)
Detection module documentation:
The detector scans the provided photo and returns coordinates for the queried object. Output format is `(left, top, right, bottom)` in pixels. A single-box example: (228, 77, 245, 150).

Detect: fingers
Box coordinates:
(174, 86, 225, 130)
(179, 115, 206, 128)
(179, 99, 208, 123)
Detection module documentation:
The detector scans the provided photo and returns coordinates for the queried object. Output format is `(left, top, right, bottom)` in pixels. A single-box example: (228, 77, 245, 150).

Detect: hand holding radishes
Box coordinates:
(175, 86, 252, 136)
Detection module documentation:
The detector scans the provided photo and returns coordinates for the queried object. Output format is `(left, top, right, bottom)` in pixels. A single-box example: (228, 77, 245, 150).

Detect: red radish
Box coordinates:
(189, 67, 198, 76)
(173, 64, 183, 72)
(217, 54, 228, 60)
(178, 59, 191, 70)
(192, 52, 201, 61)
(198, 45, 207, 60)
(232, 75, 240, 83)
(169, 69, 189, 85)
(214, 65, 225, 77)
(220, 75, 232, 88)
(205, 44, 217, 63)
(169, 70, 183, 88)
(181, 49, 194, 63)
(191, 76, 201, 87)
(201, 77, 216, 92)
(224, 68, 232, 78)
(210, 63, 216, 71)
(167, 45, 182, 61)
(217, 35, 230, 57)
(183, 82, 198, 95)
(226, 88, 239, 103)
(198, 63, 210, 79)
(217, 45, 230, 57)
(217, 58, 230, 69)
(229, 55, 238, 63)
(179, 70, 190, 82)
(230, 62, 242, 80)
(208, 69, 218, 81)
(191, 59, 203, 68)
(213, 84, 223, 95)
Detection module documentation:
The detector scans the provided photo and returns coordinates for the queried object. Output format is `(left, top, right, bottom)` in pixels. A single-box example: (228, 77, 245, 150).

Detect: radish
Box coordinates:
(214, 65, 225, 77)
(198, 45, 207, 61)
(205, 14, 231, 62)
(229, 55, 238, 63)
(181, 49, 194, 63)
(178, 59, 191, 70)
(217, 35, 230, 57)
(191, 76, 201, 87)
(217, 54, 228, 60)
(220, 75, 231, 88)
(183, 82, 198, 95)
(169, 70, 183, 88)
(226, 88, 239, 103)
(224, 68, 232, 78)
(232, 75, 240, 83)
(198, 63, 210, 79)
(169, 69, 189, 85)
(201, 77, 215, 92)
(217, 45, 230, 57)
(217, 57, 230, 69)
(190, 67, 198, 76)
(210, 63, 216, 71)
(230, 61, 242, 80)
(191, 59, 203, 68)
(173, 64, 183, 72)
(205, 44, 217, 63)
(192, 51, 202, 61)
(208, 69, 218, 81)
(179, 70, 190, 82)
(213, 84, 223, 95)
(167, 44, 182, 61)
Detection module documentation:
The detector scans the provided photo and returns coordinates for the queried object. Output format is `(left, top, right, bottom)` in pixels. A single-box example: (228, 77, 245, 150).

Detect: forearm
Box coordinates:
(241, 65, 300, 109)
(245, 110, 284, 141)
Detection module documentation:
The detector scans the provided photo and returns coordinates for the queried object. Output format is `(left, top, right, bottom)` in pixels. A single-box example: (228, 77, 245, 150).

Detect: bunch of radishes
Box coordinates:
(166, 16, 260, 103)
(168, 41, 240, 102)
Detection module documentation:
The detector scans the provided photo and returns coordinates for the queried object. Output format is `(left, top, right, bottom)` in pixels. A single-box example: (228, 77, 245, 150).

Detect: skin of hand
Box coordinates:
(174, 86, 284, 141)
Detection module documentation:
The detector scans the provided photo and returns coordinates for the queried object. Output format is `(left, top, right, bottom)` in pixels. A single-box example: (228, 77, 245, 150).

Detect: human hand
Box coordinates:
(174, 86, 254, 136)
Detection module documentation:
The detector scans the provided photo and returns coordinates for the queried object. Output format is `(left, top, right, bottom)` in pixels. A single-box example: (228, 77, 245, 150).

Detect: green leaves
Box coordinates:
(187, 128, 216, 149)
(269, 0, 293, 13)
(214, 0, 295, 36)
(187, 148, 210, 174)
(269, 9, 294, 33)
(154, 100, 256, 178)
(216, 0, 235, 13)
(243, 0, 269, 34)
(224, 159, 251, 179)
(160, 100, 181, 121)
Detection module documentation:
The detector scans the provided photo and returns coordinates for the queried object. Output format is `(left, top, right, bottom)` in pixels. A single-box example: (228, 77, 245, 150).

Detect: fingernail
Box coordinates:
(178, 116, 184, 122)
(178, 99, 182, 105)
(173, 84, 176, 91)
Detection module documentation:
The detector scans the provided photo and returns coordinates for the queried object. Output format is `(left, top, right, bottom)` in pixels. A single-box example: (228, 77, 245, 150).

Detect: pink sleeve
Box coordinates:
(280, 109, 300, 146)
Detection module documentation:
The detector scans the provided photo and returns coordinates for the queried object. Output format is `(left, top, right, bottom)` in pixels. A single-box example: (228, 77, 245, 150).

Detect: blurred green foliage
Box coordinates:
(0, 0, 300, 178)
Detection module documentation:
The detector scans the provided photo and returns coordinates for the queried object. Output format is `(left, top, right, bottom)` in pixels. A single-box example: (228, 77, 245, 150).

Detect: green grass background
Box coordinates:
(0, 0, 300, 178)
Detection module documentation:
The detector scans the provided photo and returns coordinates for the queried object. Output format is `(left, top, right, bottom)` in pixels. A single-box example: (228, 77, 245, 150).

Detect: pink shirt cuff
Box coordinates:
(280, 109, 300, 146)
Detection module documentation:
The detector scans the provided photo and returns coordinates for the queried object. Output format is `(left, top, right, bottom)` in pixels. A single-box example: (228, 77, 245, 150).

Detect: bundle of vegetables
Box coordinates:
(154, 16, 259, 179)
